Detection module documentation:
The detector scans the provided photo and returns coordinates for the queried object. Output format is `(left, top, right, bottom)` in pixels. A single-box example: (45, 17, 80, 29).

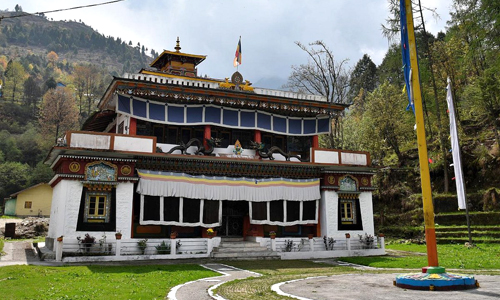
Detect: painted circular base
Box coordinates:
(395, 272, 478, 291)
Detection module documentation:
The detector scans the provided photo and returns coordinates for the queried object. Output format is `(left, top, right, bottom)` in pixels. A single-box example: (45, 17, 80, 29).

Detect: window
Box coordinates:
(337, 193, 363, 230)
(249, 200, 318, 226)
(84, 192, 111, 223)
(340, 199, 355, 224)
(24, 201, 32, 209)
(140, 195, 221, 227)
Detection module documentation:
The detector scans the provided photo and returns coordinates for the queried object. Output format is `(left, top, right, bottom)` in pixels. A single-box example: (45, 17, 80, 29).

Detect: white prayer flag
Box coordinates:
(446, 78, 466, 209)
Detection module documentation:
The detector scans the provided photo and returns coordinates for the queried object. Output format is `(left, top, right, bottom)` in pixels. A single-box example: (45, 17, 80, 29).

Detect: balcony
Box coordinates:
(56, 131, 370, 168)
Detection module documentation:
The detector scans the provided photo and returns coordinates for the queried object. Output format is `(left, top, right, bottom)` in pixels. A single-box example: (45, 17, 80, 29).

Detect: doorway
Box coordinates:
(219, 201, 248, 237)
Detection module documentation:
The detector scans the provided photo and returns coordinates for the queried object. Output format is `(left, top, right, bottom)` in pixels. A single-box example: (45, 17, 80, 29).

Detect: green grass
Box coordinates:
(0, 215, 22, 219)
(0, 264, 217, 300)
(339, 243, 500, 269)
(0, 238, 4, 254)
(216, 260, 361, 300)
(5, 236, 46, 243)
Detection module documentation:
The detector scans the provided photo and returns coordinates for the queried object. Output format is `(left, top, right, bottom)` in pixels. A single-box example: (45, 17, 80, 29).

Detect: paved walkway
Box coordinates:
(274, 273, 500, 300)
(168, 263, 259, 300)
(0, 241, 39, 266)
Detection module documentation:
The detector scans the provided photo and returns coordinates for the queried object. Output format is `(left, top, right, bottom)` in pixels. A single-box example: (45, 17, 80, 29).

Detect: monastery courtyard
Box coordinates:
(1, 241, 499, 300)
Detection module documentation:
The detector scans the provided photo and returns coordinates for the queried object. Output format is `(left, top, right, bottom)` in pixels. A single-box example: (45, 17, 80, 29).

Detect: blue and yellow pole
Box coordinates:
(404, 0, 439, 269)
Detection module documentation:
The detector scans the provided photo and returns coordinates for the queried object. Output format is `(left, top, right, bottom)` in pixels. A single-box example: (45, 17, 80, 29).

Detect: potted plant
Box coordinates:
(269, 231, 277, 239)
(345, 233, 351, 239)
(207, 228, 214, 239)
(308, 233, 314, 239)
(170, 231, 178, 239)
(137, 238, 148, 254)
(57, 235, 64, 242)
(155, 240, 171, 254)
(115, 231, 122, 240)
(77, 233, 96, 253)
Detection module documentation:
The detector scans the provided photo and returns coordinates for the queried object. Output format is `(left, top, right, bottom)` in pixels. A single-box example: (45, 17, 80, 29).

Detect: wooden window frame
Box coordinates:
(24, 201, 32, 209)
(84, 191, 111, 223)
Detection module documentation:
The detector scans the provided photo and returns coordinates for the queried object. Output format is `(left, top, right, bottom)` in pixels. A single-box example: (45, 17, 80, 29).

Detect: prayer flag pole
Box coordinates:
(404, 0, 439, 268)
(395, 0, 477, 289)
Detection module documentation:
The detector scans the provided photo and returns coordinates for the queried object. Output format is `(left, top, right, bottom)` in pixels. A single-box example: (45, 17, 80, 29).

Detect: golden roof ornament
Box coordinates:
(175, 37, 181, 52)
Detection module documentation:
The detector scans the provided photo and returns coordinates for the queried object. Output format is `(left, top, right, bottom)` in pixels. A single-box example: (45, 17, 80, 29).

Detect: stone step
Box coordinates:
(212, 251, 280, 260)
(220, 237, 245, 242)
(219, 242, 267, 249)
(214, 246, 269, 253)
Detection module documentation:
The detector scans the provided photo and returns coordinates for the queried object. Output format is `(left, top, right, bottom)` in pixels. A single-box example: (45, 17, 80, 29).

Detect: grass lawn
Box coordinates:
(339, 243, 500, 269)
(0, 264, 217, 300)
(0, 238, 4, 254)
(216, 260, 362, 300)
(0, 215, 22, 219)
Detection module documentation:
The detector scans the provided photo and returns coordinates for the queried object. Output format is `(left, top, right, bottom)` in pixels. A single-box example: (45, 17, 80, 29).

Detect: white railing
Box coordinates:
(55, 238, 218, 262)
(265, 236, 385, 260)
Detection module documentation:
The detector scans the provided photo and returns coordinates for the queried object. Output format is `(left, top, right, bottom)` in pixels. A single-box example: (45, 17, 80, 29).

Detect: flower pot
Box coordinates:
(308, 234, 314, 239)
(57, 236, 63, 242)
(270, 235, 276, 240)
(170, 235, 177, 239)
(115, 234, 122, 240)
(345, 233, 351, 239)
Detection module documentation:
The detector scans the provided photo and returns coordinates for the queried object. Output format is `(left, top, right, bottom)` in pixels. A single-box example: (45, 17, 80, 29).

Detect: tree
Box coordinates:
(23, 76, 43, 116)
(4, 60, 26, 102)
(46, 51, 59, 68)
(348, 54, 377, 97)
(39, 86, 79, 143)
(0, 161, 30, 200)
(284, 40, 350, 148)
(358, 82, 414, 165)
(347, 54, 378, 108)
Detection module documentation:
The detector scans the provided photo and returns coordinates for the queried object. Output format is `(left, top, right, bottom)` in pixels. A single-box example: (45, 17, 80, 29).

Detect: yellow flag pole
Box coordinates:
(405, 0, 439, 267)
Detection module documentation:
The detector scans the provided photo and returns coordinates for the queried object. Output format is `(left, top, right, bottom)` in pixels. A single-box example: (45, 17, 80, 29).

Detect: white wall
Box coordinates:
(321, 190, 374, 238)
(115, 182, 134, 239)
(48, 180, 83, 239)
(49, 180, 135, 241)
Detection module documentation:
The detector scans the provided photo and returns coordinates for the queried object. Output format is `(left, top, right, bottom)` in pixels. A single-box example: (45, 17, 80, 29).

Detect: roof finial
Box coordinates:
(175, 37, 181, 52)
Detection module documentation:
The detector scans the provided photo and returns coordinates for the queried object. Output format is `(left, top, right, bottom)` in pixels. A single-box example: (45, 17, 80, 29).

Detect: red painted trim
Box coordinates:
(204, 125, 211, 149)
(129, 117, 137, 135)
(254, 130, 261, 143)
(312, 135, 319, 148)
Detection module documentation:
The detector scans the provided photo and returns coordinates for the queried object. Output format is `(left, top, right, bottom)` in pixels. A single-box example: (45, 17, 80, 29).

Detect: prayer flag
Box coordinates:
(446, 78, 466, 209)
(400, 1, 415, 114)
(233, 37, 242, 67)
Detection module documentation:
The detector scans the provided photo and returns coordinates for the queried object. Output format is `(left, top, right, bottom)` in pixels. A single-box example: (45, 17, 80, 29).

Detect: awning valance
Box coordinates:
(117, 94, 330, 136)
(137, 170, 320, 201)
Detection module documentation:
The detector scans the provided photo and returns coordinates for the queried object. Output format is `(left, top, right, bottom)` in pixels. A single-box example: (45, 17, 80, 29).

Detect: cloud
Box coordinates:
(9, 0, 453, 88)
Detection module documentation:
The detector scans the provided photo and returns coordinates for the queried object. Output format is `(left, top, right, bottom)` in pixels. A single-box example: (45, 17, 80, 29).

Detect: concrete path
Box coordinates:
(168, 263, 260, 300)
(274, 273, 500, 300)
(0, 241, 38, 266)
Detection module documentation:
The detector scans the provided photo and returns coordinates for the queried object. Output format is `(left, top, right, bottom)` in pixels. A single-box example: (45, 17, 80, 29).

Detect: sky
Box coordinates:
(4, 0, 454, 88)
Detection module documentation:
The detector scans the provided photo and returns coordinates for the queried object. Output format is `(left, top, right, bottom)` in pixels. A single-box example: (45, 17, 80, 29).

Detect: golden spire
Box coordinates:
(175, 37, 181, 52)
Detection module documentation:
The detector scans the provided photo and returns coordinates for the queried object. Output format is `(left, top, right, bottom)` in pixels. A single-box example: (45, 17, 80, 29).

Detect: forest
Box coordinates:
(0, 2, 498, 226)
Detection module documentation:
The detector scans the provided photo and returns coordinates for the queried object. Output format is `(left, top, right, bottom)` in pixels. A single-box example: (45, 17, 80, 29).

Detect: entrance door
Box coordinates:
(219, 201, 247, 236)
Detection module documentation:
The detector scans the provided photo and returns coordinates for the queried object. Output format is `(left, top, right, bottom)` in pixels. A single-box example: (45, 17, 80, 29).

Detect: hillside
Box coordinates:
(0, 11, 156, 75)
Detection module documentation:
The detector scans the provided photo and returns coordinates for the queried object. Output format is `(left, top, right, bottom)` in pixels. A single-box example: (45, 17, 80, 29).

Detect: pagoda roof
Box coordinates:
(150, 49, 206, 70)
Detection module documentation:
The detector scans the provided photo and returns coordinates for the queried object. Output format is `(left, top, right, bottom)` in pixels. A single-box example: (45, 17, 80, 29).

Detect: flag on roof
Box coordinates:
(400, 0, 415, 114)
(233, 37, 242, 67)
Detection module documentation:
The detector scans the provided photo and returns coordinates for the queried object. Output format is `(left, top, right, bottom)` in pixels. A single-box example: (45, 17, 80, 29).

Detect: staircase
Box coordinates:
(435, 226, 500, 244)
(212, 237, 280, 260)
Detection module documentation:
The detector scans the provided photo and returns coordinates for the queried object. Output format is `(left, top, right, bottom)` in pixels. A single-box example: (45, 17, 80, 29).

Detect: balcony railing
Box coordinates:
(62, 131, 370, 167)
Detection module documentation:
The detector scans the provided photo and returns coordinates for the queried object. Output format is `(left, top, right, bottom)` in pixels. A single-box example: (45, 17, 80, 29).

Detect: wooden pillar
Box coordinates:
(204, 125, 211, 149)
(254, 130, 261, 143)
(129, 117, 137, 136)
(312, 135, 319, 148)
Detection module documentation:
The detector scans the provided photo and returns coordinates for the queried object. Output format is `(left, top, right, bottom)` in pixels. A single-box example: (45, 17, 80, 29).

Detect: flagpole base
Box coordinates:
(394, 268, 478, 291)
